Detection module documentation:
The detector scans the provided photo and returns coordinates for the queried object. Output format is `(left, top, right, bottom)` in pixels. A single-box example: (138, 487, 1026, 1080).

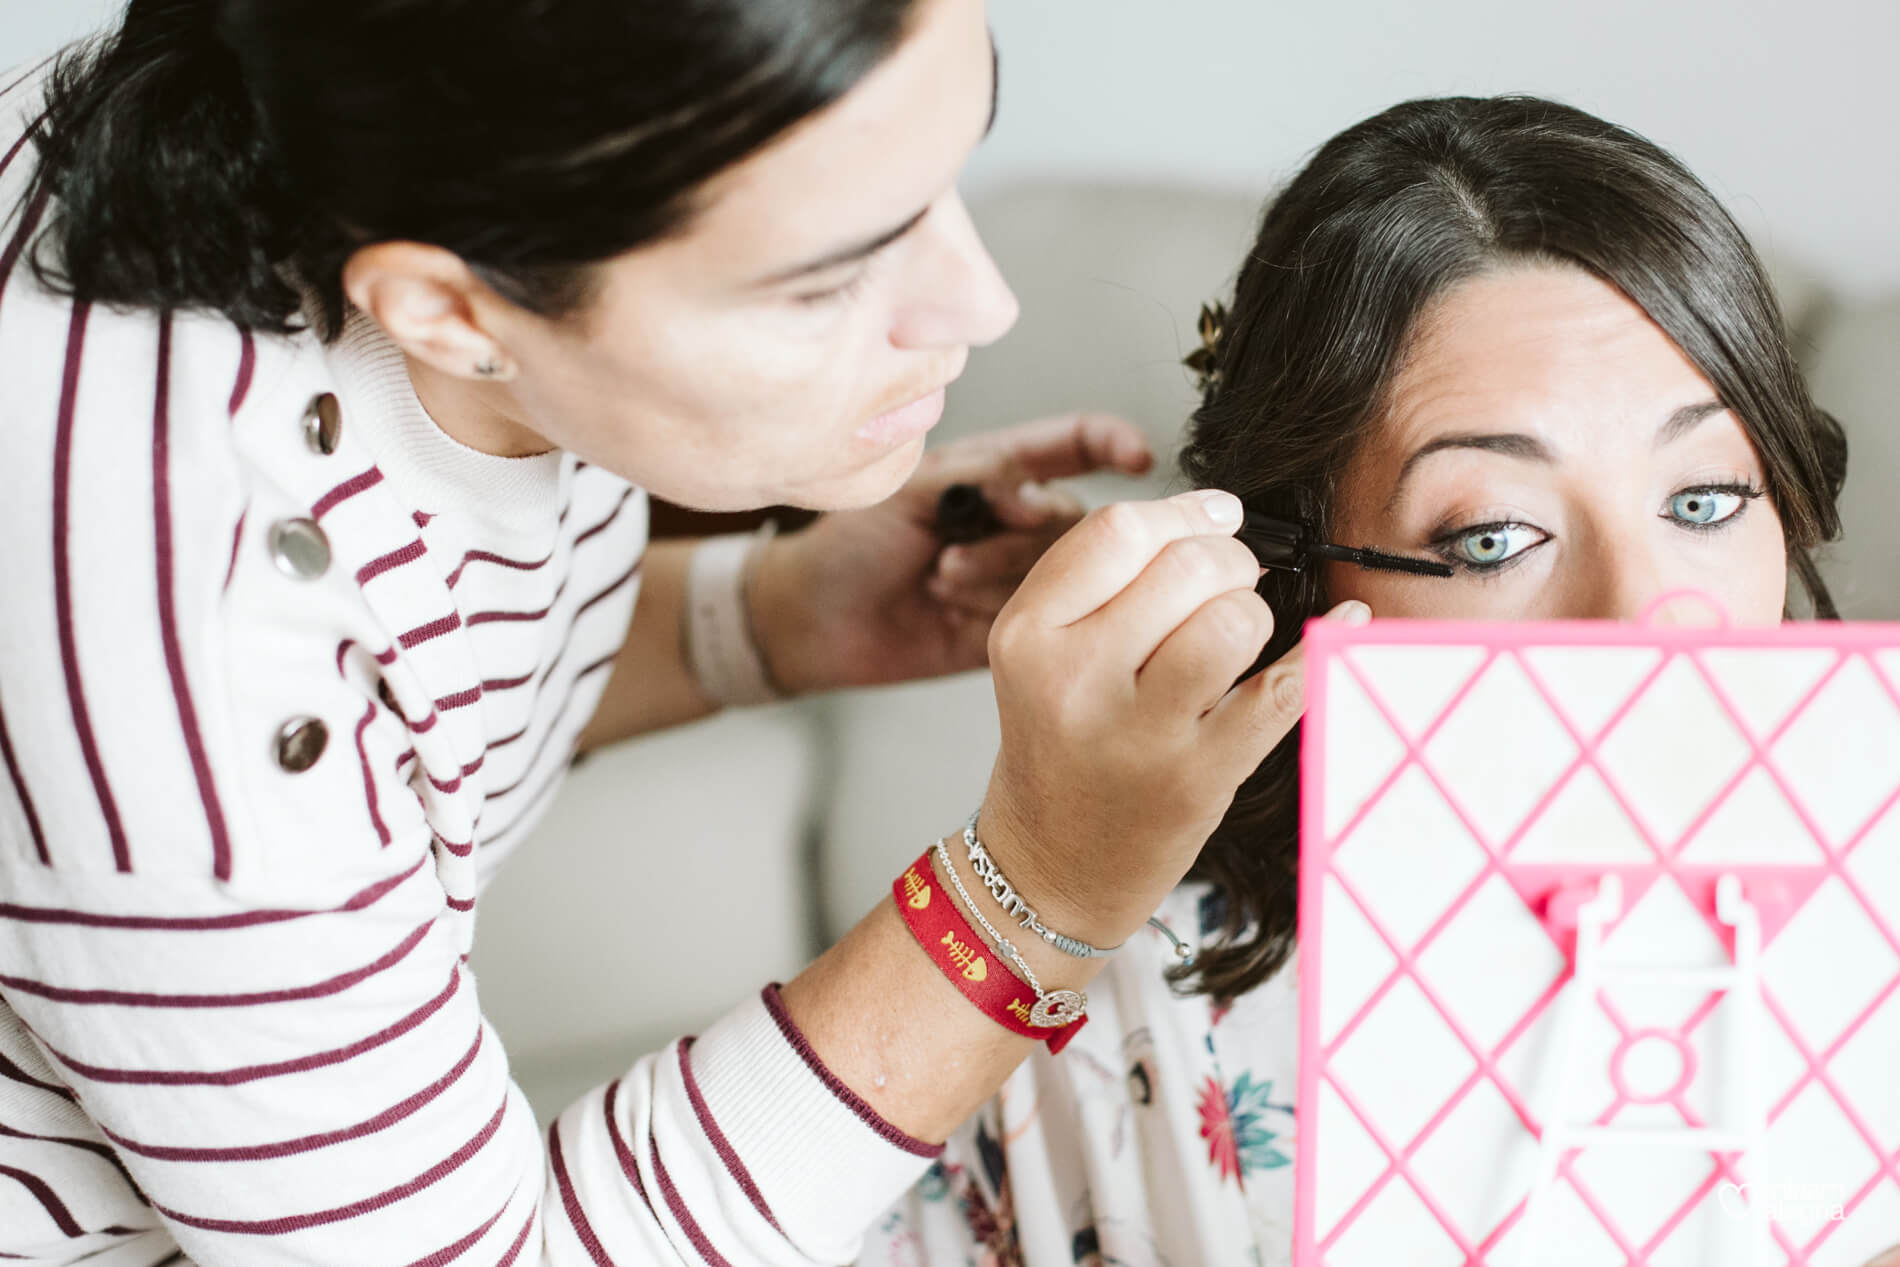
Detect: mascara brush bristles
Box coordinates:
(1303, 541, 1455, 578)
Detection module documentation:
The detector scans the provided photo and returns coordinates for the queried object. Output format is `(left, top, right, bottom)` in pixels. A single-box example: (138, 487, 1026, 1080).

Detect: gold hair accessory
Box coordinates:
(1182, 301, 1229, 395)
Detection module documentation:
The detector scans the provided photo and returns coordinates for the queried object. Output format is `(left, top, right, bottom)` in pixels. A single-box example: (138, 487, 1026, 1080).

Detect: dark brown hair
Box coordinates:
(1174, 95, 1847, 1000)
(25, 0, 917, 337)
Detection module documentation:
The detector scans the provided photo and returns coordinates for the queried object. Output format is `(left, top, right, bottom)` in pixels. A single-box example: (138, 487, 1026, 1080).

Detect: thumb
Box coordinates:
(1203, 600, 1370, 764)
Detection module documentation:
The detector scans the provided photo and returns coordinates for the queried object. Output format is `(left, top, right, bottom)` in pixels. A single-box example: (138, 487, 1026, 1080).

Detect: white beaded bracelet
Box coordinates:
(683, 522, 785, 709)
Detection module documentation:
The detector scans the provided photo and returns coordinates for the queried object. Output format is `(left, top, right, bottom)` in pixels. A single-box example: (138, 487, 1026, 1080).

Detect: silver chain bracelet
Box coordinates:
(931, 839, 1087, 1028)
(963, 810, 1198, 967)
(962, 811, 1122, 959)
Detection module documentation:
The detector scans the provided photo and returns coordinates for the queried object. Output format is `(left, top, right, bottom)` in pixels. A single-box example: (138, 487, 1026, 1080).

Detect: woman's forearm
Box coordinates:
(778, 836, 1107, 1144)
(575, 539, 721, 752)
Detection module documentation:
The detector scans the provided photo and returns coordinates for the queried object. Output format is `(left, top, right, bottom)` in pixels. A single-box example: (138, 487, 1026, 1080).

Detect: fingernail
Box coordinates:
(939, 547, 969, 578)
(1184, 489, 1243, 528)
(1016, 480, 1054, 512)
(1328, 600, 1372, 626)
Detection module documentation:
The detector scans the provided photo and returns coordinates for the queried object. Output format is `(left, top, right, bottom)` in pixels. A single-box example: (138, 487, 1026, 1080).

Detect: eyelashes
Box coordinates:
(793, 270, 873, 307)
(1428, 481, 1767, 578)
(792, 253, 884, 307)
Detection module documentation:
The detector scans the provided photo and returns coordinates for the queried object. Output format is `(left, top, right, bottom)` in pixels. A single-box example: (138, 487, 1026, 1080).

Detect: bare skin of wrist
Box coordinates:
(743, 531, 823, 697)
(968, 791, 1172, 952)
(776, 841, 1110, 1145)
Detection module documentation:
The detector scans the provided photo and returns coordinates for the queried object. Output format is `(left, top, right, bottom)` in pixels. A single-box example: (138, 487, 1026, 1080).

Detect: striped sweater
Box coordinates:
(0, 61, 935, 1265)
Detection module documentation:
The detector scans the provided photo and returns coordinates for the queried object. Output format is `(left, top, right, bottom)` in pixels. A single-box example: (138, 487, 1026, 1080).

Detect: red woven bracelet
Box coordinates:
(893, 849, 1087, 1054)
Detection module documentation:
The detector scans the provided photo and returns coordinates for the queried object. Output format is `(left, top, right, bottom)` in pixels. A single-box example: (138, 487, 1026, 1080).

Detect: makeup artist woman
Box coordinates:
(0, 0, 1330, 1262)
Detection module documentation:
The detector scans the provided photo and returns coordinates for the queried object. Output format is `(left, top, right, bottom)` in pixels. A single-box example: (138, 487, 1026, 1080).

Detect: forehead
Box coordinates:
(1384, 265, 1719, 451)
(665, 0, 993, 278)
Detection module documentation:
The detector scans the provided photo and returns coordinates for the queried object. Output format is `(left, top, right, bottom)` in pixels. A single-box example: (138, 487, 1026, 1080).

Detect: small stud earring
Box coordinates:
(475, 358, 502, 378)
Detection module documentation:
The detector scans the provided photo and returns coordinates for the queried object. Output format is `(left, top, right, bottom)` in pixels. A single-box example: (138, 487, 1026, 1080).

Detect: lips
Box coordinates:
(856, 386, 948, 447)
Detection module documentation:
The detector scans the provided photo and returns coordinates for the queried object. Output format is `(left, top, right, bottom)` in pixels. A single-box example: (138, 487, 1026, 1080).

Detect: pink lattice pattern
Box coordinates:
(1297, 620, 1900, 1266)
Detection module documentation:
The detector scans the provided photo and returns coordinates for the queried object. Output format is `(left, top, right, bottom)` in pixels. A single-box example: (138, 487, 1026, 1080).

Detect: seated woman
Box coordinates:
(858, 95, 1857, 1264)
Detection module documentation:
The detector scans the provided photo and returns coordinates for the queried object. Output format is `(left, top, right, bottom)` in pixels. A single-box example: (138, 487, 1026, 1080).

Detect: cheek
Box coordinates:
(1325, 566, 1484, 621)
(1717, 510, 1792, 626)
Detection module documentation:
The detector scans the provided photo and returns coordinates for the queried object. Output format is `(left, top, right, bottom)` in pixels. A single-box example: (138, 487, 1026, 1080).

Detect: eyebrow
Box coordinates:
(752, 36, 1001, 289)
(1384, 398, 1729, 513)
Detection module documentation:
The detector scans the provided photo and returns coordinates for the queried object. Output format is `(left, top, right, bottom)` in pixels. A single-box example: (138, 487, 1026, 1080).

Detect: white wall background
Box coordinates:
(963, 0, 1900, 300)
(7, 0, 1895, 297)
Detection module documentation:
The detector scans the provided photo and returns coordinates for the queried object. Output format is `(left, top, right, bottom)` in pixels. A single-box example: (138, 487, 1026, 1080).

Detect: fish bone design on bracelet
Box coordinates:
(933, 839, 1088, 1029)
(963, 811, 1122, 960)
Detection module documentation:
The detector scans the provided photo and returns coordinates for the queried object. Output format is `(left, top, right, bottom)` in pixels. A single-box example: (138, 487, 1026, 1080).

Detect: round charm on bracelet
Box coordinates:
(1029, 989, 1087, 1028)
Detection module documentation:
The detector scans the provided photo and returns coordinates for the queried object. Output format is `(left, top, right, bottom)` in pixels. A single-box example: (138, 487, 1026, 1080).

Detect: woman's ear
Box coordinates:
(342, 242, 518, 382)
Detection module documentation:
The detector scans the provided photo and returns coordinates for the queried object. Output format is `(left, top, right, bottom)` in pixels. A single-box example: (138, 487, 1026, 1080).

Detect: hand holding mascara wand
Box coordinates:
(933, 483, 1453, 579)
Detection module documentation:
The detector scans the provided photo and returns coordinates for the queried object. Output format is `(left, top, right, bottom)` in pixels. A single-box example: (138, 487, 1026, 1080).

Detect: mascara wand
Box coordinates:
(931, 485, 1454, 579)
(1240, 508, 1454, 578)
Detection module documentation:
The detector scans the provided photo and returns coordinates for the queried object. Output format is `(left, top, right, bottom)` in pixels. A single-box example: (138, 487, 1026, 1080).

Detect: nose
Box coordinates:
(1560, 522, 1733, 626)
(1563, 523, 1674, 623)
(888, 194, 1020, 351)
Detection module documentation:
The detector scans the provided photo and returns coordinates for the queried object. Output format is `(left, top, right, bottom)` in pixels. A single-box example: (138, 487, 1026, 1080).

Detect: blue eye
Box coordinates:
(1446, 523, 1543, 569)
(1668, 487, 1748, 526)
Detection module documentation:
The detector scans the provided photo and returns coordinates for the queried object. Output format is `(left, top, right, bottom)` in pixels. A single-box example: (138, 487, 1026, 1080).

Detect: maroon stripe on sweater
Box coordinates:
(482, 563, 640, 806)
(51, 300, 130, 870)
(446, 544, 555, 590)
(423, 755, 485, 796)
(435, 687, 482, 713)
(0, 115, 39, 176)
(678, 1037, 783, 1234)
(153, 313, 235, 881)
(0, 56, 54, 104)
(104, 1026, 484, 1162)
(221, 507, 248, 593)
(0, 182, 49, 320)
(0, 1122, 145, 1201)
(0, 108, 52, 306)
(497, 1209, 536, 1266)
(228, 328, 256, 417)
(358, 538, 428, 585)
(0, 1049, 74, 1100)
(401, 1190, 512, 1267)
(399, 613, 463, 650)
(355, 701, 393, 847)
(0, 1163, 82, 1237)
(335, 639, 402, 676)
(153, 1097, 510, 1234)
(412, 510, 434, 529)
(486, 719, 530, 752)
(311, 467, 384, 521)
(445, 895, 475, 913)
(465, 579, 567, 627)
(0, 918, 433, 1007)
(600, 1078, 652, 1205)
(760, 983, 942, 1158)
(0, 853, 426, 929)
(651, 1133, 734, 1267)
(39, 965, 461, 1086)
(549, 1119, 615, 1267)
(434, 832, 473, 859)
(0, 695, 48, 865)
(573, 488, 635, 550)
(479, 671, 534, 694)
(476, 649, 620, 842)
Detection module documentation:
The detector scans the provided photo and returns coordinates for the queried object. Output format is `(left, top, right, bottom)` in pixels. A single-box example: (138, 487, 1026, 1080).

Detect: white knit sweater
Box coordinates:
(0, 61, 936, 1266)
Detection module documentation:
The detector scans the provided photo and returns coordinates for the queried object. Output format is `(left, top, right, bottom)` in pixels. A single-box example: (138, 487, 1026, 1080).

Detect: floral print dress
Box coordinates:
(860, 885, 1304, 1267)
